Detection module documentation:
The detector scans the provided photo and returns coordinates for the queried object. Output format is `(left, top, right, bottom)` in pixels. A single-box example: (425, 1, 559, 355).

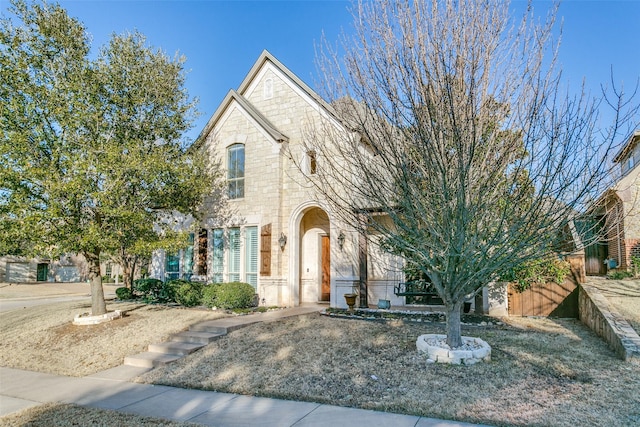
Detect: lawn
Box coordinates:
(1, 297, 639, 426)
(136, 312, 640, 427)
(0, 299, 229, 376)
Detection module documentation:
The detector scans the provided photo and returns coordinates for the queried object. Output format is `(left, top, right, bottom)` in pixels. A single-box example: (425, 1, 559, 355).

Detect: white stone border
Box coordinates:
(73, 310, 122, 326)
(416, 333, 491, 365)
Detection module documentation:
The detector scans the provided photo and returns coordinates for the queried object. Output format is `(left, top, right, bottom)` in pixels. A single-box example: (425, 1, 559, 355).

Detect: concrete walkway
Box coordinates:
(1, 367, 489, 427)
(0, 302, 491, 426)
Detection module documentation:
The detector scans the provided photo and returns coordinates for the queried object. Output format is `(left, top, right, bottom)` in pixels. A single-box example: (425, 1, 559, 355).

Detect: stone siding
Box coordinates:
(578, 283, 640, 361)
(197, 53, 362, 307)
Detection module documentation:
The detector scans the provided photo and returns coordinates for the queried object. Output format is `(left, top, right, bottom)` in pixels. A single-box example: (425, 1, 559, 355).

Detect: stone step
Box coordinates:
(190, 319, 259, 334)
(124, 352, 183, 368)
(148, 341, 205, 356)
(169, 330, 224, 344)
(189, 322, 229, 334)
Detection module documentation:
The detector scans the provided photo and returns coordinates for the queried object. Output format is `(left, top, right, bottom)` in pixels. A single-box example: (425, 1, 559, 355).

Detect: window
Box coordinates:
(308, 150, 317, 175)
(228, 228, 241, 282)
(212, 229, 224, 283)
(183, 233, 194, 277)
(264, 78, 273, 99)
(228, 144, 245, 199)
(165, 253, 180, 280)
(245, 226, 258, 287)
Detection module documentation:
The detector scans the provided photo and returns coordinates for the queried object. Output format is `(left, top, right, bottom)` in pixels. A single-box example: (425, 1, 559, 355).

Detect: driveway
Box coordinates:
(0, 282, 117, 313)
(586, 276, 640, 333)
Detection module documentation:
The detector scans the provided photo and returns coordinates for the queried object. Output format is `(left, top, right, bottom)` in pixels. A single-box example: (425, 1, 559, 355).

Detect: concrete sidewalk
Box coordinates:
(0, 367, 489, 426)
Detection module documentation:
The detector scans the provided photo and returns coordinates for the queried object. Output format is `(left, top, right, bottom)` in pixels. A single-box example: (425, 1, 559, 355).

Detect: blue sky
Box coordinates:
(3, 0, 639, 143)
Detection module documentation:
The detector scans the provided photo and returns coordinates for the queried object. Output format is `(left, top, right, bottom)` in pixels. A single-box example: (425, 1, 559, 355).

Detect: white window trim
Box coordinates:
(210, 225, 260, 286)
(227, 144, 245, 200)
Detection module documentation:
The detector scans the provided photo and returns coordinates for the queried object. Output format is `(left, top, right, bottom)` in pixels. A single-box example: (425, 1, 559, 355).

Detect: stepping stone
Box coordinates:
(124, 352, 183, 368)
(169, 330, 224, 344)
(148, 341, 205, 356)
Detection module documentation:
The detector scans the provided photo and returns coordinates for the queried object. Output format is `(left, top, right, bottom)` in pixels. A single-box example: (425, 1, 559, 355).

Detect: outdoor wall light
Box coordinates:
(278, 232, 287, 250)
(337, 231, 345, 250)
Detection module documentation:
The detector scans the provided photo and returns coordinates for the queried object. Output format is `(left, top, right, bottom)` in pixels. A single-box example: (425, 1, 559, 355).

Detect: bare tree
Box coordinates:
(304, 0, 638, 347)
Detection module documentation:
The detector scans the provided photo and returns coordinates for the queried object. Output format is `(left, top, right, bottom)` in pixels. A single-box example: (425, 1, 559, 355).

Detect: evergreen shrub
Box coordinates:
(170, 279, 204, 307)
(202, 283, 221, 308)
(133, 278, 175, 303)
(115, 287, 134, 300)
(213, 282, 256, 309)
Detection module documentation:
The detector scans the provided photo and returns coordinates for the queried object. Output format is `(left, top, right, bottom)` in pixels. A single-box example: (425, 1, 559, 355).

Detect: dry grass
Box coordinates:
(137, 313, 640, 427)
(2, 284, 640, 426)
(0, 299, 229, 376)
(0, 403, 199, 427)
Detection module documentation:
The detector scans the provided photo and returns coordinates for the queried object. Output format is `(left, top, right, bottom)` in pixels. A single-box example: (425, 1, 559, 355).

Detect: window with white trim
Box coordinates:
(227, 144, 245, 199)
(183, 233, 194, 277)
(212, 229, 224, 283)
(245, 226, 258, 287)
(228, 227, 241, 282)
(264, 78, 273, 99)
(165, 253, 180, 280)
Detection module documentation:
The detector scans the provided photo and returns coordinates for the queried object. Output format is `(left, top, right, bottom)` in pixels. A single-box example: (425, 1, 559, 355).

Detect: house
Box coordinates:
(585, 130, 640, 274)
(150, 50, 404, 308)
(1, 254, 125, 284)
(0, 254, 86, 283)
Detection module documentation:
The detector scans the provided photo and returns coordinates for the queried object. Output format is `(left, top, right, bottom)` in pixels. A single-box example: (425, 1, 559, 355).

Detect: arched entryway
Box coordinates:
(289, 204, 331, 305)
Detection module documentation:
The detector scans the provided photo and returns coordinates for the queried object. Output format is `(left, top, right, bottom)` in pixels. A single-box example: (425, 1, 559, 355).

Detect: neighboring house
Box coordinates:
(0, 254, 87, 283)
(1, 253, 126, 284)
(585, 130, 640, 274)
(150, 50, 403, 308)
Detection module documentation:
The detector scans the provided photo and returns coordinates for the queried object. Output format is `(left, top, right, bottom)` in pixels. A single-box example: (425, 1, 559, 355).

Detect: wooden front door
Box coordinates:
(321, 235, 330, 301)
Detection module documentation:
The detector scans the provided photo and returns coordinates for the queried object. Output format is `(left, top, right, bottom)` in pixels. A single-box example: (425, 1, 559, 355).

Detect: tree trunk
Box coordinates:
(117, 246, 136, 289)
(122, 256, 135, 290)
(85, 252, 107, 316)
(445, 301, 463, 348)
(123, 263, 134, 289)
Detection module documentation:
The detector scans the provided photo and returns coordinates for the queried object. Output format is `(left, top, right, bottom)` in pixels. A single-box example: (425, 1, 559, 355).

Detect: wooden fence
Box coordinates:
(507, 253, 584, 317)
(507, 279, 579, 317)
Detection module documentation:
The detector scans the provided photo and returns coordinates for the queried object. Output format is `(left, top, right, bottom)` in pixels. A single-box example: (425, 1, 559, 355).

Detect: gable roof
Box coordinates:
(194, 50, 343, 148)
(613, 130, 640, 163)
(195, 89, 288, 147)
(237, 50, 339, 118)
